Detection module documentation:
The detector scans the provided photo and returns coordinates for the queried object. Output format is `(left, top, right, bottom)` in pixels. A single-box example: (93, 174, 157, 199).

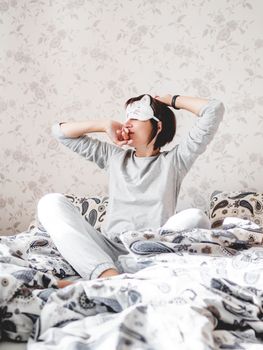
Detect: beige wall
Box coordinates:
(1, 0, 263, 235)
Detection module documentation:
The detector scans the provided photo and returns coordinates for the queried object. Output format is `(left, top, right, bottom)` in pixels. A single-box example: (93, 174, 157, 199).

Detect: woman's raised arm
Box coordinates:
(58, 120, 132, 147)
(59, 120, 109, 138)
(155, 94, 225, 178)
(155, 94, 210, 115)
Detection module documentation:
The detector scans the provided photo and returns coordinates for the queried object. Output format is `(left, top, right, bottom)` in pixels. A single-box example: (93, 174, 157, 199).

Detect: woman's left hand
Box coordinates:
(154, 94, 173, 106)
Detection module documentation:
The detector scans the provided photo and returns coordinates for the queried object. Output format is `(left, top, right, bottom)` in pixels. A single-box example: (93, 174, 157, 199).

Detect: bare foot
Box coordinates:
(98, 268, 120, 278)
(57, 269, 120, 288)
(57, 280, 76, 288)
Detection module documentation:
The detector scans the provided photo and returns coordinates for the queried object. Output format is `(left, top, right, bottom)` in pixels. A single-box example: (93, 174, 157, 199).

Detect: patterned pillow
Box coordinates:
(30, 194, 109, 232)
(64, 193, 109, 232)
(209, 191, 263, 228)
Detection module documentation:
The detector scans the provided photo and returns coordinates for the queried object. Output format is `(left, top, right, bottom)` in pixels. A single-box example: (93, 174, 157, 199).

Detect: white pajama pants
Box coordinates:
(37, 193, 211, 280)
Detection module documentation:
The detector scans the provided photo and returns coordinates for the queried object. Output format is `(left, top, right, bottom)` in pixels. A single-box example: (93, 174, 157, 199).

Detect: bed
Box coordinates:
(1, 190, 263, 349)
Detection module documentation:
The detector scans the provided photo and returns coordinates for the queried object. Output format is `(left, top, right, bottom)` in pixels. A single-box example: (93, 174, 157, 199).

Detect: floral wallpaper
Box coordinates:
(1, 0, 262, 235)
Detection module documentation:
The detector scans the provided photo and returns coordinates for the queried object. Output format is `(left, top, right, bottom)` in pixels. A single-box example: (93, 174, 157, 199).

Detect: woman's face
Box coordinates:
(123, 118, 153, 148)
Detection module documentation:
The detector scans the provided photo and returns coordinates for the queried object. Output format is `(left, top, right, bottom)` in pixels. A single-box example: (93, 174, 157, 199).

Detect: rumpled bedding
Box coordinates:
(1, 217, 263, 349)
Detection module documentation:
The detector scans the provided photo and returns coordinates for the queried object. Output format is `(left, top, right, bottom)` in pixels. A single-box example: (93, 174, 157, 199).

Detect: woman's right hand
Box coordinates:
(105, 120, 133, 147)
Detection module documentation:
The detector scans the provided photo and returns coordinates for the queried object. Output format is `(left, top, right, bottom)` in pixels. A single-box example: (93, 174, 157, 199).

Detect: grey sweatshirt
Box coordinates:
(51, 98, 225, 242)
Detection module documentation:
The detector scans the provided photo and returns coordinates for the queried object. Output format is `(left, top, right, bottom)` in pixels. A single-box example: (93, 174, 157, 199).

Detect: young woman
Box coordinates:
(37, 93, 225, 288)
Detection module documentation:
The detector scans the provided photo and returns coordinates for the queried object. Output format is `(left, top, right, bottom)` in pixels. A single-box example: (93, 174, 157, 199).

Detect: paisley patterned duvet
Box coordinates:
(1, 217, 263, 349)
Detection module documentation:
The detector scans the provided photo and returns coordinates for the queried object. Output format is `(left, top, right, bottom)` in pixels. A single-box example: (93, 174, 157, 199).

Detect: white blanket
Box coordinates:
(1, 217, 263, 349)
(27, 249, 263, 349)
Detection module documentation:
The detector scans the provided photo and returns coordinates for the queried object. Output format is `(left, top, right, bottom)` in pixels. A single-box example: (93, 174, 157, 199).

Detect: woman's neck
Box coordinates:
(134, 147, 160, 157)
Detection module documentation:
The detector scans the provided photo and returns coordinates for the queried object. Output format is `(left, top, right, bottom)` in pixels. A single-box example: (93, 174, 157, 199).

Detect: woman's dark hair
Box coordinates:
(124, 94, 176, 150)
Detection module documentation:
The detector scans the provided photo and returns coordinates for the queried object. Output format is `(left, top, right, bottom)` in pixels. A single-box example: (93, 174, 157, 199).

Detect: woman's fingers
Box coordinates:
(122, 131, 129, 140)
(113, 132, 133, 146)
(115, 127, 131, 144)
(116, 129, 127, 141)
(115, 129, 123, 142)
(117, 127, 130, 140)
(115, 139, 132, 147)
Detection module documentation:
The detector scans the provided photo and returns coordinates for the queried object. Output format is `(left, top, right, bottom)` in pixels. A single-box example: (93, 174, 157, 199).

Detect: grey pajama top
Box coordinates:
(51, 98, 225, 242)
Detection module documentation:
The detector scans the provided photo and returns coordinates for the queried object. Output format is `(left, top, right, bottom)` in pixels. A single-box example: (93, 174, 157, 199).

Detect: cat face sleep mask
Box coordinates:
(125, 94, 160, 122)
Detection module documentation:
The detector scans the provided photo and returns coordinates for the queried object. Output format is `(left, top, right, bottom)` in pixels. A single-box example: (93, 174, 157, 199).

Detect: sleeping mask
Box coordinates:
(125, 94, 160, 122)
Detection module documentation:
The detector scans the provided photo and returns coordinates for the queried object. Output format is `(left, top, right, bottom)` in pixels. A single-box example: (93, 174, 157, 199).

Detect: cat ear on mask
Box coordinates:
(140, 94, 151, 106)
